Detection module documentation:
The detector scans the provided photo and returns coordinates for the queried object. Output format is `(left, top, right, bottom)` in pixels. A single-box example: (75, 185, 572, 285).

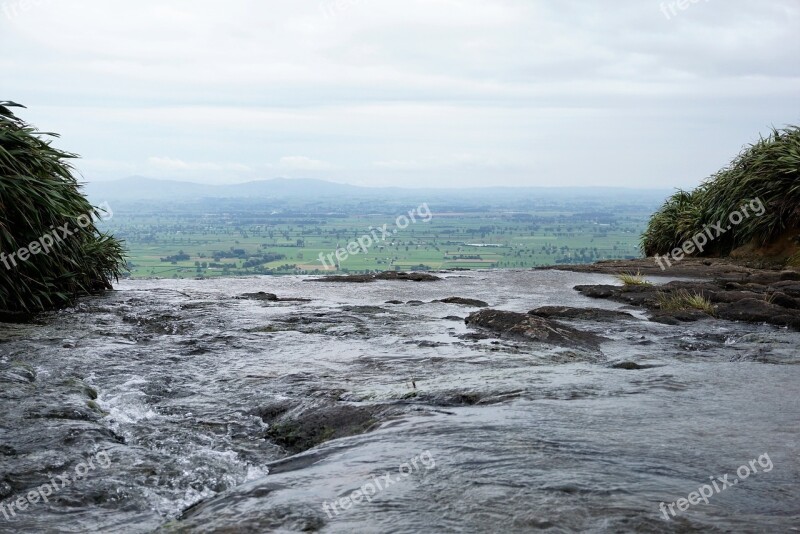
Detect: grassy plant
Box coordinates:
(0, 101, 126, 315)
(616, 271, 651, 286)
(642, 126, 800, 256)
(657, 289, 716, 316)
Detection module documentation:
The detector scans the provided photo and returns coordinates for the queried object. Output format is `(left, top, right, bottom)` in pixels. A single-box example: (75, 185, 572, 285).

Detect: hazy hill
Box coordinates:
(84, 176, 671, 204)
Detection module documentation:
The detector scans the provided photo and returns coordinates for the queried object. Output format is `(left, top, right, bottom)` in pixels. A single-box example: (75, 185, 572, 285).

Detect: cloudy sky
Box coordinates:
(2, 0, 798, 189)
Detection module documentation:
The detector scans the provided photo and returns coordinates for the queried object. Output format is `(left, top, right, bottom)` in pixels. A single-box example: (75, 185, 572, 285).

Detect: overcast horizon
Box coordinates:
(2, 0, 798, 189)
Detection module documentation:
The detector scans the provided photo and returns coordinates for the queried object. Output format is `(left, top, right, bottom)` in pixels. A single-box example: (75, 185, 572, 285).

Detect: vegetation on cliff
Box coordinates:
(642, 126, 800, 261)
(0, 102, 125, 316)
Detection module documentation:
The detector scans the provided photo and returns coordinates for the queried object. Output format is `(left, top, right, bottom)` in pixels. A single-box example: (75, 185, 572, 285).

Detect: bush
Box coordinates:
(0, 102, 126, 315)
(642, 126, 800, 256)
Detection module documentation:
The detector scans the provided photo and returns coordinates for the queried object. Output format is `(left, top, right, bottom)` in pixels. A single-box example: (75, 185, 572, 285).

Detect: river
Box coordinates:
(1, 270, 798, 533)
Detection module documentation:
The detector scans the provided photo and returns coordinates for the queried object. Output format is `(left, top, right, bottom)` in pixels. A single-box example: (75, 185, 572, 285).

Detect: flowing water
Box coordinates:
(1, 270, 798, 533)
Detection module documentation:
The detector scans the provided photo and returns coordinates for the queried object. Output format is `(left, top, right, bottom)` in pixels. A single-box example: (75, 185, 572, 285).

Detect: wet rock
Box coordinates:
(716, 298, 800, 329)
(574, 277, 800, 330)
(772, 282, 800, 298)
(573, 285, 662, 307)
(307, 271, 441, 283)
(406, 300, 424, 306)
(406, 391, 483, 406)
(609, 361, 659, 370)
(26, 406, 101, 422)
(780, 270, 800, 281)
(529, 306, 635, 322)
(769, 292, 799, 309)
(1, 364, 36, 383)
(239, 292, 279, 301)
(0, 445, 16, 456)
(265, 404, 382, 454)
(442, 315, 464, 321)
(0, 479, 11, 499)
(649, 310, 711, 325)
(385, 300, 404, 305)
(465, 309, 605, 349)
(238, 292, 311, 303)
(374, 271, 440, 282)
(435, 297, 489, 307)
(540, 257, 760, 280)
(407, 340, 445, 348)
(573, 285, 617, 299)
(121, 313, 190, 335)
(340, 305, 387, 314)
(254, 401, 297, 422)
(707, 290, 764, 303)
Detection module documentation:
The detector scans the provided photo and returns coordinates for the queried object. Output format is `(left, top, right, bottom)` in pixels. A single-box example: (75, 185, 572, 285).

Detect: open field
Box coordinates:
(96, 195, 660, 279)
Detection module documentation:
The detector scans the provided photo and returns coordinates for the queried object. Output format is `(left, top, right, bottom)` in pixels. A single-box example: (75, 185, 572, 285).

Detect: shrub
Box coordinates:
(642, 126, 800, 256)
(0, 102, 126, 315)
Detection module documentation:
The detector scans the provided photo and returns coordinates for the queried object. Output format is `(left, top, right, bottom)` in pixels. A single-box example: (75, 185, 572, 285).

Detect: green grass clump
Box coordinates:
(657, 289, 716, 316)
(642, 126, 800, 257)
(616, 271, 651, 286)
(0, 102, 126, 315)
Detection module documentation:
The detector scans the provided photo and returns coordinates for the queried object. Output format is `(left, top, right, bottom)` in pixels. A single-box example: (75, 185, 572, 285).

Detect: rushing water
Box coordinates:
(0, 270, 798, 533)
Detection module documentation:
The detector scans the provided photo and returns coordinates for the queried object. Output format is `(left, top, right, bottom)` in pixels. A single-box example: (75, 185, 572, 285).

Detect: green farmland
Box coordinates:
(98, 195, 658, 279)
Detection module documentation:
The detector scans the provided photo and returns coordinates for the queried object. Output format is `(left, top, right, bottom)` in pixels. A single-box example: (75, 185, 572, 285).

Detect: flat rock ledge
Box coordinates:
(307, 271, 441, 283)
(574, 277, 800, 330)
(529, 306, 635, 322)
(465, 309, 606, 349)
(435, 297, 489, 307)
(237, 292, 311, 302)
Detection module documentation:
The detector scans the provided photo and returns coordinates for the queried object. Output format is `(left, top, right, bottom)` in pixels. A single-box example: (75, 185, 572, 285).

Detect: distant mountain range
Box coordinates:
(83, 176, 672, 203)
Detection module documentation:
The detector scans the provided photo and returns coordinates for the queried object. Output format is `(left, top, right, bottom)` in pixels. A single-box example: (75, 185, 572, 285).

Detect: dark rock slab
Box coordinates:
(609, 361, 661, 370)
(264, 404, 384, 454)
(772, 282, 800, 298)
(435, 297, 489, 307)
(716, 298, 800, 328)
(574, 285, 662, 307)
(307, 271, 441, 283)
(649, 310, 712, 325)
(240, 292, 279, 301)
(465, 309, 605, 349)
(529, 306, 635, 322)
(770, 292, 799, 309)
(238, 292, 311, 302)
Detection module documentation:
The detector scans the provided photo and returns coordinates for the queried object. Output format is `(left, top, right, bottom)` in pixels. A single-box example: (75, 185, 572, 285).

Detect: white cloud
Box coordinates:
(277, 156, 335, 171)
(147, 157, 251, 173)
(1, 0, 798, 188)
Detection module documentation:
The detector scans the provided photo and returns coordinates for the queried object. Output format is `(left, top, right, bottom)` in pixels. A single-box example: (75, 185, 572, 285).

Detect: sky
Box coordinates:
(1, 0, 798, 189)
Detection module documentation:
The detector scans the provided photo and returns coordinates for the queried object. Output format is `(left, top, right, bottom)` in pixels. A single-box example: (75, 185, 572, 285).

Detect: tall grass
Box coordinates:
(615, 271, 651, 286)
(642, 126, 800, 256)
(0, 101, 126, 314)
(657, 290, 716, 316)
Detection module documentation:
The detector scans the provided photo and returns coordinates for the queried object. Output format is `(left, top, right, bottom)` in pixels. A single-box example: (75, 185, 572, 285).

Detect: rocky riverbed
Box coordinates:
(1, 268, 798, 532)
